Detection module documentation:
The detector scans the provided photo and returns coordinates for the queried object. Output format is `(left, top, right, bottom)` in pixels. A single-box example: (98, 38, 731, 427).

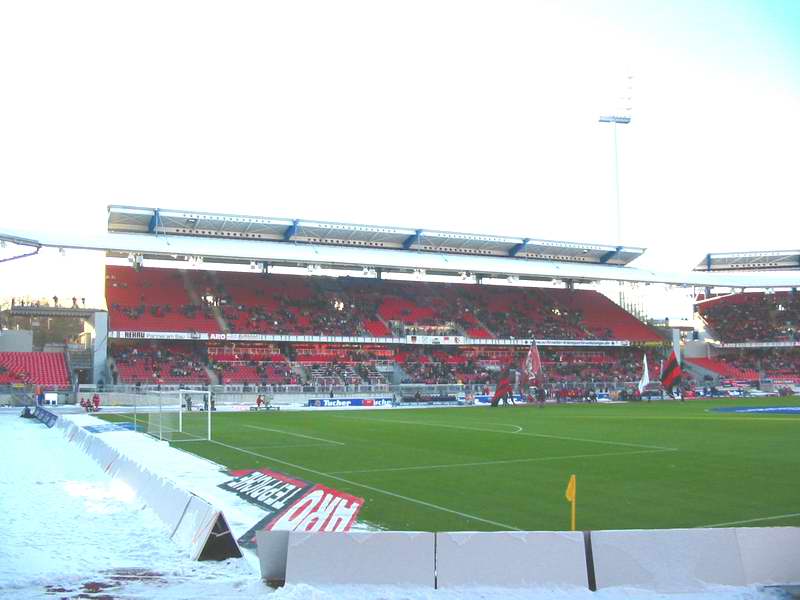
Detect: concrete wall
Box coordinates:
(257, 527, 800, 590)
(0, 330, 33, 352)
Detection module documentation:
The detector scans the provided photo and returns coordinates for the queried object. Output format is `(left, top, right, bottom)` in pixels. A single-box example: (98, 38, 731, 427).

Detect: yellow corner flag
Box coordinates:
(565, 474, 576, 531)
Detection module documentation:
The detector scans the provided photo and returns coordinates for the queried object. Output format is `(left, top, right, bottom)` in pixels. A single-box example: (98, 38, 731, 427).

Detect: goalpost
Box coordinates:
(144, 389, 213, 442)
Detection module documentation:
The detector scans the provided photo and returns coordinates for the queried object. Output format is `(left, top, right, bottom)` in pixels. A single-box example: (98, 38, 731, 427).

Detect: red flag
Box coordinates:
(521, 340, 543, 385)
(660, 350, 682, 396)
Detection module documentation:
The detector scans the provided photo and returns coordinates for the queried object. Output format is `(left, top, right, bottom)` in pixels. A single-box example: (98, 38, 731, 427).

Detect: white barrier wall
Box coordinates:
(285, 532, 435, 586)
(257, 527, 800, 589)
(736, 527, 800, 585)
(436, 531, 587, 588)
(171, 496, 219, 560)
(255, 531, 290, 583)
(58, 417, 240, 561)
(591, 528, 747, 592)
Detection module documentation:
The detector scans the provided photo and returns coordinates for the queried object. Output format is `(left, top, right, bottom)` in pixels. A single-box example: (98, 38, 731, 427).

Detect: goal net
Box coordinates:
(145, 390, 212, 442)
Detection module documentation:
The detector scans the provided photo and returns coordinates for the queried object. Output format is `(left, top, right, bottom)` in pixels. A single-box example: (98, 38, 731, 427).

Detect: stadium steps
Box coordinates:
(182, 271, 230, 333)
(204, 365, 219, 385)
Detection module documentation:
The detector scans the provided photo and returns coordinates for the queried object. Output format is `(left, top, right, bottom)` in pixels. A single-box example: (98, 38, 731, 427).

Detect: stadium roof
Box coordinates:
(107, 205, 645, 266)
(3, 226, 800, 289)
(696, 250, 800, 272)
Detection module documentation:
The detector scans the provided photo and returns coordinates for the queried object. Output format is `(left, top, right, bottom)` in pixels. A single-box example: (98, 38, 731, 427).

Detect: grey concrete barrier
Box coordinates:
(436, 531, 587, 588)
(284, 531, 435, 586)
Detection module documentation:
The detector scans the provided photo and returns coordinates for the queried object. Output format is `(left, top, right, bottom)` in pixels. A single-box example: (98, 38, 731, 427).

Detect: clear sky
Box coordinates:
(1, 0, 798, 315)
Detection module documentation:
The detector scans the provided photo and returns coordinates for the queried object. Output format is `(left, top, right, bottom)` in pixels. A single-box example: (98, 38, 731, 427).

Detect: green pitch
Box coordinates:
(101, 398, 800, 532)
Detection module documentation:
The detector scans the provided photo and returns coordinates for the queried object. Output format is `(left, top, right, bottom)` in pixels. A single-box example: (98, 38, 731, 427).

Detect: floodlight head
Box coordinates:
(599, 115, 631, 124)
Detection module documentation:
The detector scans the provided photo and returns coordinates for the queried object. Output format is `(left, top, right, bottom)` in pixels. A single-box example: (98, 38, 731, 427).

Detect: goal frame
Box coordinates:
(147, 389, 212, 442)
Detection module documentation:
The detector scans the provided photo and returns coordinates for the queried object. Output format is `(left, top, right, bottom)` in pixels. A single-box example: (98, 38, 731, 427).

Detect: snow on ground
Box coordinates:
(0, 410, 789, 600)
(0, 411, 270, 599)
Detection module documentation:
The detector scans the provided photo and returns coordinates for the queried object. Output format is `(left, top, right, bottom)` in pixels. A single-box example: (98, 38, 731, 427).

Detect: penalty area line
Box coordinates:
(333, 415, 676, 451)
(209, 439, 521, 531)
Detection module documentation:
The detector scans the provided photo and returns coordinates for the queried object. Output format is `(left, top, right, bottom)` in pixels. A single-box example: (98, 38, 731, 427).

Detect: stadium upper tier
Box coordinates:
(697, 291, 800, 345)
(105, 265, 662, 343)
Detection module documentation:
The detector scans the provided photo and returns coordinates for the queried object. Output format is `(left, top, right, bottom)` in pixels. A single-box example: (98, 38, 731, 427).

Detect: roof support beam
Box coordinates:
(147, 209, 161, 233)
(403, 229, 423, 250)
(284, 219, 300, 241)
(599, 246, 623, 264)
(509, 238, 530, 257)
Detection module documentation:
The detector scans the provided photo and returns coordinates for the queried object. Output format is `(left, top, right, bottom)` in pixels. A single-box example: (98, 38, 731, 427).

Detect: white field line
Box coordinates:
(209, 439, 521, 531)
(242, 424, 346, 446)
(332, 415, 677, 451)
(701, 512, 800, 528)
(332, 448, 676, 475)
(244, 443, 343, 450)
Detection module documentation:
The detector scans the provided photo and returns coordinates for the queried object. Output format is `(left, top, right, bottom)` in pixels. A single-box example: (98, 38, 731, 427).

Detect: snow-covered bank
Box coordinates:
(0, 413, 270, 599)
(0, 412, 788, 600)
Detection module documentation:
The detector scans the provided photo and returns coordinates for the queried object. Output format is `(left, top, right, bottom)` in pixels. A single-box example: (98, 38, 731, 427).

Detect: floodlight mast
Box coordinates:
(599, 114, 631, 245)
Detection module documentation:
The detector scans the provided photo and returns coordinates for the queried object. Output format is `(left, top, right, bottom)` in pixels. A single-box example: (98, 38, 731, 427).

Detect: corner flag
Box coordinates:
(565, 474, 576, 502)
(637, 354, 650, 394)
(660, 350, 682, 397)
(565, 474, 576, 531)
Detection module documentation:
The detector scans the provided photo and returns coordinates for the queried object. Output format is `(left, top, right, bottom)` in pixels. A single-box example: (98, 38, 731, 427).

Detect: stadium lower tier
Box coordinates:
(687, 348, 800, 385)
(108, 341, 665, 389)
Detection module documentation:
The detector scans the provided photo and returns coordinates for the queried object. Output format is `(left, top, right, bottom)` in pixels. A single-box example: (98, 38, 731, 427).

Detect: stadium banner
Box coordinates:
(716, 341, 800, 349)
(33, 406, 58, 428)
(221, 468, 364, 549)
(110, 330, 630, 347)
(306, 397, 394, 408)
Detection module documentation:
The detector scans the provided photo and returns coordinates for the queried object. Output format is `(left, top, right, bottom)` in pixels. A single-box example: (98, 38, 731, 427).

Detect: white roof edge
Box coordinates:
(106, 204, 645, 254)
(4, 228, 800, 288)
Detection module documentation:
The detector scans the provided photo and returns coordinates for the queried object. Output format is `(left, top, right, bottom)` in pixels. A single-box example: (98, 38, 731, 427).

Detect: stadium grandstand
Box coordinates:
(680, 250, 800, 390)
(2, 207, 800, 404)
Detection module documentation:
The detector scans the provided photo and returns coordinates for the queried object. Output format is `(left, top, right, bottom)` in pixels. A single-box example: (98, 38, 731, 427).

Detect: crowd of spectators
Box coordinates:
(108, 340, 671, 389)
(699, 292, 800, 343)
(717, 348, 800, 381)
(111, 344, 210, 384)
(106, 266, 659, 342)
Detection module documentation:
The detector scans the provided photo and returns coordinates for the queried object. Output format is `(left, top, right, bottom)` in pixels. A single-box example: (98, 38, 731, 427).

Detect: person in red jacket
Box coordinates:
(92, 393, 101, 412)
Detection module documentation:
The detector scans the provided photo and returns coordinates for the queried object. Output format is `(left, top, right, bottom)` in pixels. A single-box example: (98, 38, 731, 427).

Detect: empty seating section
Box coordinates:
(562, 290, 662, 342)
(685, 357, 757, 380)
(0, 352, 69, 386)
(106, 266, 662, 342)
(688, 349, 800, 383)
(698, 292, 800, 343)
